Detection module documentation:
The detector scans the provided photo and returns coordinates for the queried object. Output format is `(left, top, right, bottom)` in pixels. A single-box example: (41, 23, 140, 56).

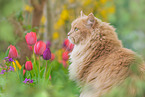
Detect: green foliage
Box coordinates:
(0, 0, 22, 17)
(0, 50, 79, 97)
(0, 21, 15, 42)
(0, 0, 22, 43)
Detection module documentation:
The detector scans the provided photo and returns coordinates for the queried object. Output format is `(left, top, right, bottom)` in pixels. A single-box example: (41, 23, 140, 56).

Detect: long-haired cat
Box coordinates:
(68, 11, 145, 97)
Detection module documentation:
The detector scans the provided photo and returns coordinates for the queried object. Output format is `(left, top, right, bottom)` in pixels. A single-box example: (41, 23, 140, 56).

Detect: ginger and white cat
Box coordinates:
(68, 12, 145, 97)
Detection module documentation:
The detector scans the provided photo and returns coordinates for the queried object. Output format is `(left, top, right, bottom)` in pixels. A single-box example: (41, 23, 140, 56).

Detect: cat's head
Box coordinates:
(68, 11, 99, 45)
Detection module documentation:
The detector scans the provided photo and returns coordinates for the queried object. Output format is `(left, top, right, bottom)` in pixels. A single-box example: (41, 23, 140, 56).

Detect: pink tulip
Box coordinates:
(34, 41, 46, 55)
(25, 61, 33, 71)
(68, 43, 74, 51)
(62, 52, 69, 61)
(63, 39, 74, 51)
(8, 45, 18, 59)
(25, 32, 37, 45)
(23, 69, 26, 75)
(62, 60, 68, 68)
(49, 75, 51, 80)
(63, 39, 69, 47)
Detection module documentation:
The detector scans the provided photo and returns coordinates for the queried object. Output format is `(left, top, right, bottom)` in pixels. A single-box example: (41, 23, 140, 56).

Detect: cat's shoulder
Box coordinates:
(105, 48, 138, 66)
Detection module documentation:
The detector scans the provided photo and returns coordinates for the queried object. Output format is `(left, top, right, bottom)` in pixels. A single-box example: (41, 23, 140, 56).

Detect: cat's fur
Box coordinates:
(68, 12, 145, 97)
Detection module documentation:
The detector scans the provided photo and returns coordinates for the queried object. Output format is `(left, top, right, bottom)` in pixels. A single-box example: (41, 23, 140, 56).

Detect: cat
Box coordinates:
(68, 11, 145, 97)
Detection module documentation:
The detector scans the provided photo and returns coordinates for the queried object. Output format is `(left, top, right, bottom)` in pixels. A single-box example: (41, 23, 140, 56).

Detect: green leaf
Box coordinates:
(5, 48, 10, 57)
(40, 68, 45, 78)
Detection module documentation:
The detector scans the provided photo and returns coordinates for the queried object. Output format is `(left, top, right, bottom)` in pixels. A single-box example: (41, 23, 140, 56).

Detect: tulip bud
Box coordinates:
(8, 45, 18, 59)
(25, 32, 37, 45)
(43, 48, 51, 60)
(51, 53, 55, 61)
(25, 61, 33, 71)
(62, 52, 69, 61)
(34, 41, 46, 55)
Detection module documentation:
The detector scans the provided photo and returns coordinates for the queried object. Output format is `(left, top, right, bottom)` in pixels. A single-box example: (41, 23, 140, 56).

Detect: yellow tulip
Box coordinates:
(12, 60, 22, 71)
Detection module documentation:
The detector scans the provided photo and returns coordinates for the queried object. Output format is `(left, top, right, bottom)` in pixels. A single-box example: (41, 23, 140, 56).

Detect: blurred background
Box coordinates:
(0, 0, 145, 97)
(0, 0, 145, 62)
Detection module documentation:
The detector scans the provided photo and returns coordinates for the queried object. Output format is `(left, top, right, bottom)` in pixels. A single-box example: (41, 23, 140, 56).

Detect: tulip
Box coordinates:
(25, 32, 37, 45)
(68, 43, 74, 51)
(23, 69, 26, 75)
(62, 60, 68, 68)
(63, 39, 74, 51)
(49, 75, 51, 80)
(62, 52, 69, 61)
(34, 41, 46, 55)
(46, 41, 51, 48)
(8, 45, 18, 59)
(51, 53, 55, 61)
(25, 61, 33, 71)
(43, 48, 51, 60)
(63, 39, 69, 48)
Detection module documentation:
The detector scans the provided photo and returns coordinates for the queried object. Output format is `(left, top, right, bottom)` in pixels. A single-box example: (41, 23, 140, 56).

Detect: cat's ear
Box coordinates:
(87, 13, 96, 28)
(80, 10, 85, 17)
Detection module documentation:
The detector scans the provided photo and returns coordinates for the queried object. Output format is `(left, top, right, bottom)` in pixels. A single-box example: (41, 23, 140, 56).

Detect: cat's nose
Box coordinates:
(67, 32, 71, 36)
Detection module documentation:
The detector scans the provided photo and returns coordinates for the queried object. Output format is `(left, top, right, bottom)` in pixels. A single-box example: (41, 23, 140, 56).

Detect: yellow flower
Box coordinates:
(16, 60, 22, 69)
(100, 0, 107, 4)
(54, 19, 65, 30)
(41, 15, 46, 24)
(12, 62, 16, 71)
(12, 60, 22, 71)
(53, 32, 59, 40)
(60, 9, 69, 20)
(24, 5, 33, 13)
(83, 0, 92, 6)
(101, 10, 107, 18)
(108, 6, 115, 13)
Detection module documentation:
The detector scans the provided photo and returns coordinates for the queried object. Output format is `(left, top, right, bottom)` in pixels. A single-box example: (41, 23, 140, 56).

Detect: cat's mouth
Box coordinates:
(68, 36, 75, 44)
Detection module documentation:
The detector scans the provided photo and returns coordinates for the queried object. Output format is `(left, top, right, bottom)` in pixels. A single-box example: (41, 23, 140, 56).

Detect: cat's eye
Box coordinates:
(74, 27, 79, 31)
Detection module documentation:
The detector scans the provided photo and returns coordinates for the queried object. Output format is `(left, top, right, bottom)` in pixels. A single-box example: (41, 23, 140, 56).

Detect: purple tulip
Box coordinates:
(43, 48, 51, 60)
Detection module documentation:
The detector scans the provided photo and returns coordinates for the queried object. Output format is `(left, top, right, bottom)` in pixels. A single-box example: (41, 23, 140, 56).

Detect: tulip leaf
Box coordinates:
(5, 48, 10, 57)
(18, 65, 24, 82)
(46, 61, 52, 80)
(40, 68, 45, 78)
(26, 57, 30, 61)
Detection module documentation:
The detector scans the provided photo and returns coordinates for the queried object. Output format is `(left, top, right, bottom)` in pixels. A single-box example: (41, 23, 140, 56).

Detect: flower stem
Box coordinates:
(45, 61, 48, 79)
